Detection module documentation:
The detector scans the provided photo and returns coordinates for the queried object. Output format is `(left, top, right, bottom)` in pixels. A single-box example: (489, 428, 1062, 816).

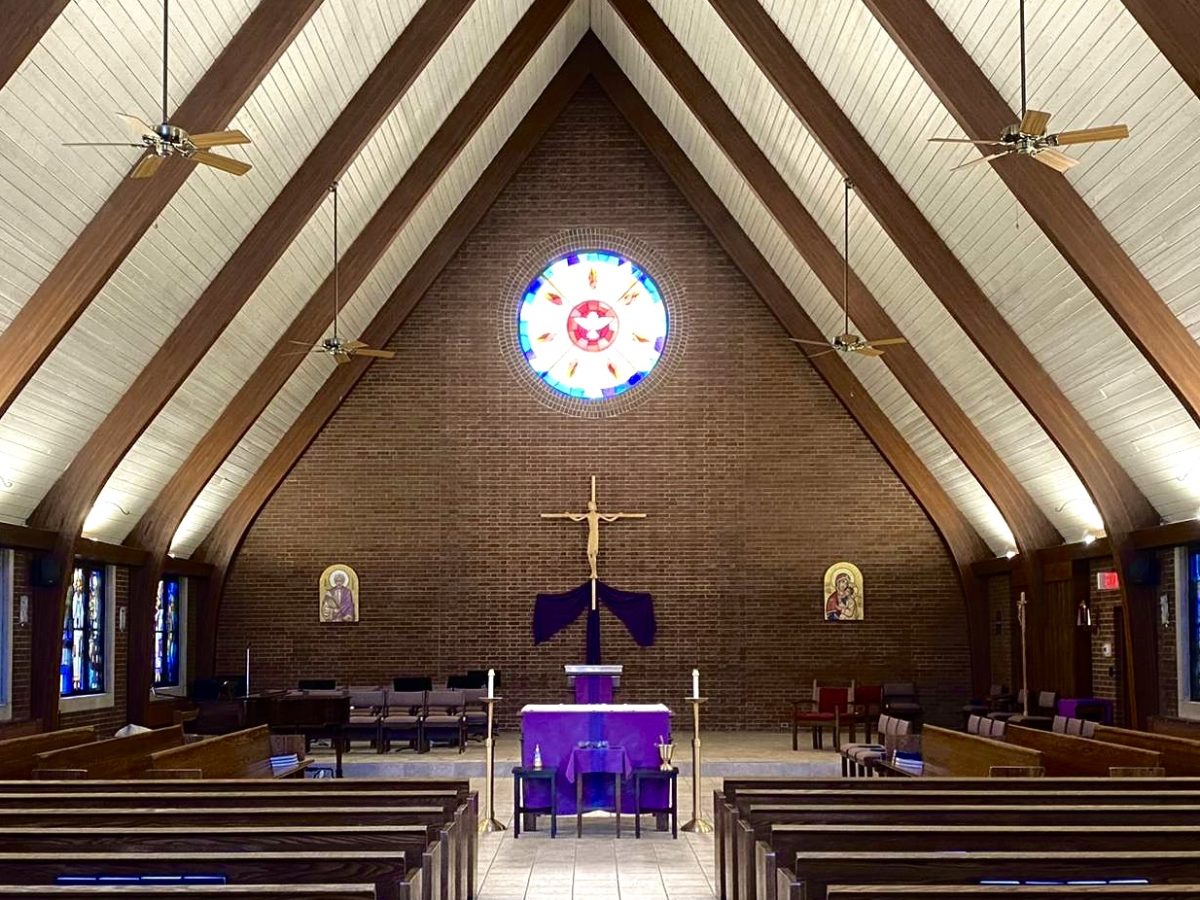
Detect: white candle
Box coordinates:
(487, 668, 495, 699)
(692, 668, 700, 700)
(245, 647, 251, 696)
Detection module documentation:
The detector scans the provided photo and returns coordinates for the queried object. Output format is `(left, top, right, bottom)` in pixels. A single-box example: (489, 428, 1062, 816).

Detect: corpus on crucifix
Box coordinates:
(540, 475, 646, 610)
(533, 475, 656, 666)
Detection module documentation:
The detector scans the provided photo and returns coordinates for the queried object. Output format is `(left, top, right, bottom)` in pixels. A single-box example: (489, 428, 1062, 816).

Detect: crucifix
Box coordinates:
(540, 475, 647, 610)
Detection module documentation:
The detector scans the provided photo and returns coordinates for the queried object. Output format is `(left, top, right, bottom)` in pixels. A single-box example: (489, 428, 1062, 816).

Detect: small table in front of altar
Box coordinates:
(567, 747, 632, 837)
(519, 703, 671, 821)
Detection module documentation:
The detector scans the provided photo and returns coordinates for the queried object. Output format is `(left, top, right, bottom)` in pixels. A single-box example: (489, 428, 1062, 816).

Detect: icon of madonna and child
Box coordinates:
(823, 562, 864, 622)
(319, 564, 360, 623)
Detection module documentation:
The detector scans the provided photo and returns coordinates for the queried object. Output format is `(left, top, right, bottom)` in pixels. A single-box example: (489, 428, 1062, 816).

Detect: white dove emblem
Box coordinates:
(571, 310, 615, 340)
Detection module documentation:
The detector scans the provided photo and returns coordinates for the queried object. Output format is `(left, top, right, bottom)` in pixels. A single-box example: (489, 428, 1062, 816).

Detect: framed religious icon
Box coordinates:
(823, 562, 863, 621)
(319, 564, 360, 623)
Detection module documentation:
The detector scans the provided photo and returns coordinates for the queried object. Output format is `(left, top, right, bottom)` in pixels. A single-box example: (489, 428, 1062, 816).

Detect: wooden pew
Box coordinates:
(1004, 725, 1161, 776)
(920, 726, 1043, 776)
(0, 852, 419, 900)
(1095, 724, 1200, 775)
(33, 725, 187, 779)
(148, 726, 310, 778)
(0, 789, 469, 810)
(0, 727, 97, 779)
(0, 777, 472, 797)
(758, 823, 1200, 897)
(825, 887, 1200, 898)
(773, 851, 1200, 900)
(717, 782, 1200, 900)
(0, 890, 379, 900)
(1150, 715, 1200, 741)
(0, 804, 457, 829)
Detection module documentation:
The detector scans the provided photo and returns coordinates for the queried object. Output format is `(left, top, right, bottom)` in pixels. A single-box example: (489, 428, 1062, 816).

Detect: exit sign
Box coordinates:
(1096, 571, 1120, 591)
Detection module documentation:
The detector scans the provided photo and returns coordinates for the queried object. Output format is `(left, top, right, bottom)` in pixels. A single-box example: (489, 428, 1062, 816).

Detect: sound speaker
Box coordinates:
(1128, 551, 1160, 586)
(29, 554, 61, 588)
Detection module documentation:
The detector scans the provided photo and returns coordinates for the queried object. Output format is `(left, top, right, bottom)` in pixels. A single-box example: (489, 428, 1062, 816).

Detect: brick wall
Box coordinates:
(215, 82, 971, 729)
(988, 574, 1012, 692)
(1158, 548, 1178, 716)
(8, 551, 31, 723)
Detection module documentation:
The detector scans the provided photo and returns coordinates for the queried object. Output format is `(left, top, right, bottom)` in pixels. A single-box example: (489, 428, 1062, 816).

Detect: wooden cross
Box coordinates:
(540, 475, 647, 609)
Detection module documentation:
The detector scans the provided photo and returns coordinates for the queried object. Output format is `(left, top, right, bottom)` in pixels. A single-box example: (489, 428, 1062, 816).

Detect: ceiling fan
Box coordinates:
(790, 179, 907, 359)
(930, 0, 1129, 173)
(287, 183, 396, 366)
(63, 0, 252, 179)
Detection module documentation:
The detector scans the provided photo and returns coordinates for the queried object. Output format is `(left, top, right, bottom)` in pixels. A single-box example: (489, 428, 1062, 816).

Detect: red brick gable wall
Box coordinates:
(217, 82, 970, 729)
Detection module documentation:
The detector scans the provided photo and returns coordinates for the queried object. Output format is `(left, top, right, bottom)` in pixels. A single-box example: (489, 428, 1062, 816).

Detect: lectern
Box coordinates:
(564, 664, 622, 703)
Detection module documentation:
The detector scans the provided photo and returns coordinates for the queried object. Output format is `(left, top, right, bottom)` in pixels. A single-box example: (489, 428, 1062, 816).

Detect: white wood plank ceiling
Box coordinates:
(0, 0, 1195, 561)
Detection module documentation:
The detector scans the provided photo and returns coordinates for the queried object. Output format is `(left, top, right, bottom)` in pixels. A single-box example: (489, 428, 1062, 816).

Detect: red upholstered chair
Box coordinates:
(843, 684, 882, 743)
(792, 686, 852, 751)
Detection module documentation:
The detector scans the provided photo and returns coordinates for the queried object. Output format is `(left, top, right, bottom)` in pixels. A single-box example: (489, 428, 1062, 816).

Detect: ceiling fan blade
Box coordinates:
(62, 142, 146, 147)
(286, 339, 317, 346)
(1033, 147, 1079, 173)
(1020, 109, 1052, 136)
(1052, 124, 1129, 146)
(116, 113, 154, 135)
(343, 340, 367, 351)
(862, 338, 908, 347)
(928, 137, 1005, 146)
(950, 150, 1011, 171)
(190, 150, 251, 176)
(854, 346, 886, 357)
(789, 337, 835, 347)
(805, 349, 838, 359)
(130, 154, 165, 179)
(351, 348, 396, 360)
(189, 129, 251, 149)
(333, 352, 351, 365)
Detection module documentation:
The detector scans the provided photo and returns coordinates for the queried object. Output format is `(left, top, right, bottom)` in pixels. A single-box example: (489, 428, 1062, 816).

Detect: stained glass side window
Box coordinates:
(154, 577, 181, 688)
(61, 565, 105, 697)
(1190, 549, 1200, 703)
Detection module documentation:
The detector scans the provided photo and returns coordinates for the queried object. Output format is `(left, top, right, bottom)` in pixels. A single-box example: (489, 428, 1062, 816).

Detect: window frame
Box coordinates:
(59, 563, 115, 713)
(0, 550, 12, 722)
(151, 576, 187, 699)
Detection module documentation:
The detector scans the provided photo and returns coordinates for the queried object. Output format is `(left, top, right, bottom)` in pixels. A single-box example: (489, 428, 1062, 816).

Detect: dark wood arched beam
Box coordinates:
(32, 0, 474, 542)
(862, 0, 1167, 725)
(119, 0, 572, 723)
(710, 0, 1088, 562)
(0, 0, 68, 92)
(0, 0, 323, 420)
(1121, 0, 1200, 99)
(862, 0, 1200, 447)
(587, 43, 992, 693)
(608, 0, 1036, 564)
(36, 0, 476, 727)
(194, 36, 993, 693)
(194, 39, 595, 675)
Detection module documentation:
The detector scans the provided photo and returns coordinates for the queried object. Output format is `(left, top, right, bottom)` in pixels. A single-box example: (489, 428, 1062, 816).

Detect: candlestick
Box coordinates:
(681, 696, 712, 833)
(691, 668, 699, 700)
(487, 668, 495, 700)
(479, 696, 506, 832)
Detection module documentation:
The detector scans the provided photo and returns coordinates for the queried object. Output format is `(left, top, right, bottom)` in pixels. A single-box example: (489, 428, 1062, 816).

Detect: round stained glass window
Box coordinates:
(518, 250, 668, 400)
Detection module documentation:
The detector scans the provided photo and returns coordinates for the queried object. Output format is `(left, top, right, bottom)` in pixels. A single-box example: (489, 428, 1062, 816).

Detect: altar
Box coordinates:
(520, 703, 672, 815)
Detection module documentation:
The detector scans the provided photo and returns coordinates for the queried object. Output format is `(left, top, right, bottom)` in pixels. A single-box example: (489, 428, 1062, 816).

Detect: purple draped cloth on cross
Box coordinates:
(532, 580, 656, 664)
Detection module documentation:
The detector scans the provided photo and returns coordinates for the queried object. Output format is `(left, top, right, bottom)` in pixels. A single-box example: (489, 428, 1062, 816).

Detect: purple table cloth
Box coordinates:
(520, 703, 671, 814)
(1057, 697, 1115, 724)
(565, 747, 633, 783)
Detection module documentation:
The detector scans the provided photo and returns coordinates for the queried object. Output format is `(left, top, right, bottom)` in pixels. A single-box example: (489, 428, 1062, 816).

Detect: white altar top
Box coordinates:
(564, 664, 623, 676)
(520, 703, 671, 714)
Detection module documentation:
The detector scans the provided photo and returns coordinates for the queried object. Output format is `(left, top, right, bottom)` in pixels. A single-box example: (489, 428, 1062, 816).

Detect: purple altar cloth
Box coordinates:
(1057, 697, 1115, 724)
(565, 747, 632, 783)
(520, 704, 671, 814)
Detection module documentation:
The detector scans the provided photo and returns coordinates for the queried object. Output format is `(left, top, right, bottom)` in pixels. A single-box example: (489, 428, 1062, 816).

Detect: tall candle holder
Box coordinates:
(680, 696, 712, 833)
(479, 696, 506, 832)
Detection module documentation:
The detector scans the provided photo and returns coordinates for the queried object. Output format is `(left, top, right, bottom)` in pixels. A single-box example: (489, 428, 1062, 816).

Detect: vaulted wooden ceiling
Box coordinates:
(1, 1, 1198, 606)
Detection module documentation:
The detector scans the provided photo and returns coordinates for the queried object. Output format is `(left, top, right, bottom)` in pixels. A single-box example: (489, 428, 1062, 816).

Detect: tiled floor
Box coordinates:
(313, 730, 839, 899)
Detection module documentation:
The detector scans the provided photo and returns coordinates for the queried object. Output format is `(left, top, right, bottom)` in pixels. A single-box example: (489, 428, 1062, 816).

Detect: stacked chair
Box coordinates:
(1052, 714, 1097, 738)
(839, 714, 913, 776)
(988, 689, 1059, 729)
(966, 713, 1008, 739)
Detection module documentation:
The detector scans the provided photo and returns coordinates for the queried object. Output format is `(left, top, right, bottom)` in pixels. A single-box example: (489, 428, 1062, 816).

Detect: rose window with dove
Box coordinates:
(518, 250, 668, 400)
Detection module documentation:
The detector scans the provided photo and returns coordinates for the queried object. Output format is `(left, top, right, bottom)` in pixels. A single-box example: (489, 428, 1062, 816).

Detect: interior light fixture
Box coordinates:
(1082, 532, 1096, 546)
(1004, 549, 1018, 559)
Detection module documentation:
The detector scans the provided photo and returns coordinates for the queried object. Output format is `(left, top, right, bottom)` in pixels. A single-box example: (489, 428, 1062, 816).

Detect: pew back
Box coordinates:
(1004, 725, 1160, 776)
(0, 728, 97, 779)
(33, 726, 186, 779)
(148, 726, 299, 778)
(920, 726, 1043, 776)
(1095, 724, 1200, 775)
